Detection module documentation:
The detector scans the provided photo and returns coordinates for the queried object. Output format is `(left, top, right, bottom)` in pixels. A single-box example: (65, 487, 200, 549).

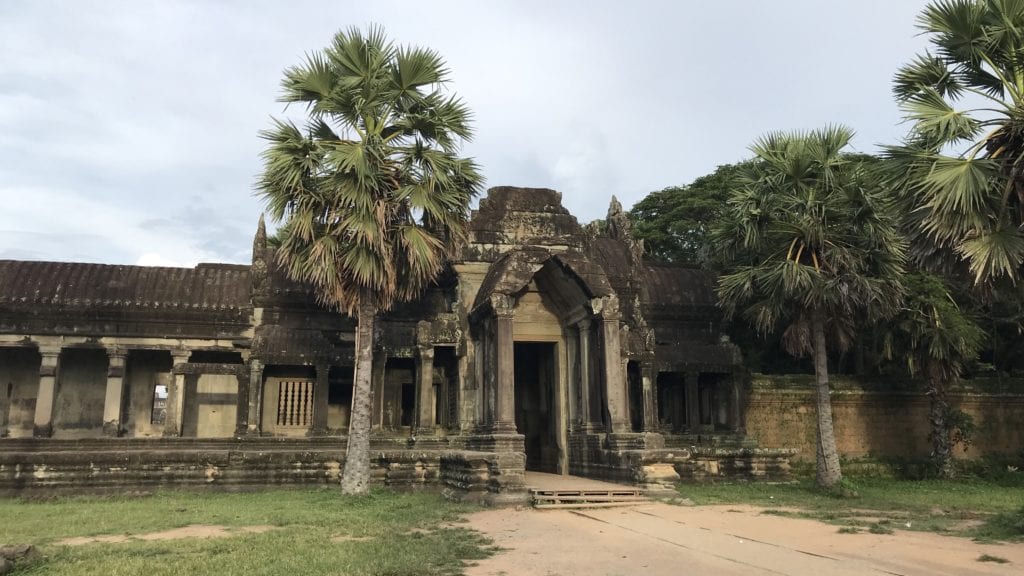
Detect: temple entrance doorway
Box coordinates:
(514, 342, 559, 473)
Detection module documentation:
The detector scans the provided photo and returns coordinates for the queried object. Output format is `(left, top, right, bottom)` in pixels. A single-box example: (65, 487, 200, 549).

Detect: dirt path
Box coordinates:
(56, 525, 274, 546)
(464, 503, 1024, 576)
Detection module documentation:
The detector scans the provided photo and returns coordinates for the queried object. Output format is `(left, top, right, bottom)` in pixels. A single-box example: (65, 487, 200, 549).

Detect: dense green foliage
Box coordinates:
(886, 0, 1024, 285)
(709, 126, 906, 488)
(881, 273, 986, 476)
(629, 163, 747, 264)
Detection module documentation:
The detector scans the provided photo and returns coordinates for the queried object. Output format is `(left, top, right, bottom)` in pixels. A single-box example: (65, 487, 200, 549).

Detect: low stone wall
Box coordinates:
(0, 438, 459, 495)
(567, 431, 794, 487)
(0, 438, 346, 494)
(675, 447, 795, 482)
(744, 375, 1024, 463)
(0, 431, 799, 497)
(439, 450, 530, 506)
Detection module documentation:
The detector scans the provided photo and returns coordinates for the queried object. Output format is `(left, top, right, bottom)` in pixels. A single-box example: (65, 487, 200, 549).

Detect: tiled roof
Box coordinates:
(0, 260, 251, 312)
(640, 263, 717, 308)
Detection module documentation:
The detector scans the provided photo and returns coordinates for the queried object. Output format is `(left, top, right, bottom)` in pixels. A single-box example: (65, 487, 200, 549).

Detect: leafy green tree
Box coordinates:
(711, 126, 906, 488)
(257, 27, 483, 494)
(629, 163, 747, 264)
(888, 0, 1024, 285)
(883, 273, 985, 477)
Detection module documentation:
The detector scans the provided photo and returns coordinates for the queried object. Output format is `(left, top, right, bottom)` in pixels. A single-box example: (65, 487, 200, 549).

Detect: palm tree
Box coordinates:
(883, 273, 985, 478)
(257, 26, 483, 494)
(711, 127, 906, 488)
(888, 0, 1024, 285)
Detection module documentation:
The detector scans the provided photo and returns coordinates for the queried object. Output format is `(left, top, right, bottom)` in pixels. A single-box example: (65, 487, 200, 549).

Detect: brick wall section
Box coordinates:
(744, 375, 1024, 462)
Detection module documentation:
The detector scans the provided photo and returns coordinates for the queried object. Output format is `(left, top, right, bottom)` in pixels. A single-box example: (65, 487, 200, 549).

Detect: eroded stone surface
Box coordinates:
(0, 187, 773, 499)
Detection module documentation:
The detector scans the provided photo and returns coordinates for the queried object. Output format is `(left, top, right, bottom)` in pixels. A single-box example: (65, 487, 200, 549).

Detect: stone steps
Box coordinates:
(531, 488, 648, 509)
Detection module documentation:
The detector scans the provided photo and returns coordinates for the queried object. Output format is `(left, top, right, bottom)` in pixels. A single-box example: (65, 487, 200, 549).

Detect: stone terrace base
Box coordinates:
(0, 436, 795, 499)
(0, 438, 439, 496)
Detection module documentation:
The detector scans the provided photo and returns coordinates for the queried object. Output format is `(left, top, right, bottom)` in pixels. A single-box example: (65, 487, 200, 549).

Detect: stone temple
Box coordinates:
(0, 187, 790, 501)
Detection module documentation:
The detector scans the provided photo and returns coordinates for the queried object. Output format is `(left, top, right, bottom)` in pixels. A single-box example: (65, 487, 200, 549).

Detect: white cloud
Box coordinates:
(135, 252, 188, 267)
(0, 0, 934, 265)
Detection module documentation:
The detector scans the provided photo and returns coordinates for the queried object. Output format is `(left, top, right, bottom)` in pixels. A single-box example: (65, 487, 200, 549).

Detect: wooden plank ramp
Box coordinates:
(525, 472, 648, 509)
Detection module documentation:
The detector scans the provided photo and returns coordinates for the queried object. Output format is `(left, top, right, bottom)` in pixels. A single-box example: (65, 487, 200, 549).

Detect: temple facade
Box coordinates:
(0, 187, 790, 500)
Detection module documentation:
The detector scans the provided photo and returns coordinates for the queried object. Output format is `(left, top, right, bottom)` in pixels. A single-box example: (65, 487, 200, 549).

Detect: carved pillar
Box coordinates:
(234, 364, 249, 437)
(621, 357, 631, 429)
(246, 359, 263, 435)
(640, 361, 658, 432)
(565, 329, 577, 430)
(102, 349, 126, 436)
(32, 347, 61, 438)
(415, 345, 435, 435)
(311, 363, 329, 436)
(728, 373, 744, 433)
(684, 371, 700, 431)
(492, 295, 516, 433)
(598, 297, 629, 434)
(164, 351, 190, 437)
(577, 319, 592, 430)
(371, 349, 386, 430)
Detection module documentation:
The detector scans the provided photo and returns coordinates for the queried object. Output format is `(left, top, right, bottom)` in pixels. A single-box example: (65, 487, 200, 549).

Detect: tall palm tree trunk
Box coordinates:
(811, 312, 843, 488)
(926, 361, 954, 479)
(341, 287, 376, 495)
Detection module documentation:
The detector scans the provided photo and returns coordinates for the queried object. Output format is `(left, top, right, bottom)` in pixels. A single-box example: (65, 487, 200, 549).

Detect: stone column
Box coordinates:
(234, 365, 249, 437)
(598, 298, 629, 434)
(684, 371, 700, 431)
(164, 351, 190, 437)
(492, 295, 516, 433)
(621, 357, 631, 429)
(640, 361, 658, 432)
(577, 319, 592, 429)
(32, 347, 61, 438)
(371, 349, 387, 430)
(246, 359, 263, 435)
(101, 349, 126, 436)
(311, 363, 329, 436)
(565, 329, 577, 430)
(415, 345, 435, 435)
(728, 373, 744, 433)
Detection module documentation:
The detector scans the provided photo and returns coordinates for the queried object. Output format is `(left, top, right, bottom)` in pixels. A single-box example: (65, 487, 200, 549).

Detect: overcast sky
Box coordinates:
(0, 0, 932, 267)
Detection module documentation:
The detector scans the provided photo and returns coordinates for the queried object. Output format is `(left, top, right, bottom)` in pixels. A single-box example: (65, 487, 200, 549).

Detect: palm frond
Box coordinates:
(894, 52, 964, 101)
(257, 26, 483, 314)
(903, 87, 981, 142)
(957, 225, 1024, 282)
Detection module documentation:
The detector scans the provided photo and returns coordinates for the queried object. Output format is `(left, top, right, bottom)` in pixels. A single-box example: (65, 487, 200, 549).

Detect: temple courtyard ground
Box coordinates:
(1, 477, 1021, 575)
(465, 502, 1023, 575)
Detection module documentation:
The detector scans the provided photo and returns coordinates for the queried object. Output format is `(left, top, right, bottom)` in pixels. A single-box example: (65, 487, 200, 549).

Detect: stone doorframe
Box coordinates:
(469, 248, 636, 471)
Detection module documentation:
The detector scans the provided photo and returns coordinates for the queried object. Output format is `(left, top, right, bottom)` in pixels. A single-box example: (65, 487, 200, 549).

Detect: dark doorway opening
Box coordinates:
(328, 366, 353, 430)
(514, 342, 558, 473)
(627, 361, 643, 432)
(400, 383, 415, 428)
(656, 372, 683, 432)
(434, 346, 458, 430)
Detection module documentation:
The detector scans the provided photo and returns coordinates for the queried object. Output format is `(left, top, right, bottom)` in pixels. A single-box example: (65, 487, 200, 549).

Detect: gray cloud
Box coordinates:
(0, 0, 933, 266)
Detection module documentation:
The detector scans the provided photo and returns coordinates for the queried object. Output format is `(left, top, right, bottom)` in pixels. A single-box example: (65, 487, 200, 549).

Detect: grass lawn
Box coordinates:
(0, 488, 495, 576)
(678, 475, 1024, 541)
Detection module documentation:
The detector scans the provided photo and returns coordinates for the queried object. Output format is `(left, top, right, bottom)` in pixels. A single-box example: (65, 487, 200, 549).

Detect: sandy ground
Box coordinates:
(56, 524, 274, 546)
(464, 503, 1024, 576)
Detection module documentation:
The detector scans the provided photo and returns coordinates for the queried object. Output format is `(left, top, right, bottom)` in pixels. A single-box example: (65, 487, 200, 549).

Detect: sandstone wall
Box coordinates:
(0, 348, 38, 438)
(51, 349, 106, 439)
(744, 375, 1024, 462)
